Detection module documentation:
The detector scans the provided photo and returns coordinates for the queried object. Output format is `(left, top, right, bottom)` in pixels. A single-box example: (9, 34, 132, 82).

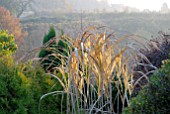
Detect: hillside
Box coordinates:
(20, 12, 170, 51)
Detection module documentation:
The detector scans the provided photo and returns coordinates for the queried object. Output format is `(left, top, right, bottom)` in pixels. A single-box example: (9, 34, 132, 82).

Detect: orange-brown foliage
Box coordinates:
(0, 7, 27, 45)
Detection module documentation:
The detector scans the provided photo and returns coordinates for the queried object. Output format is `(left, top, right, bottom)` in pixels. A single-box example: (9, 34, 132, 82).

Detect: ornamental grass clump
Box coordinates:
(39, 26, 149, 113)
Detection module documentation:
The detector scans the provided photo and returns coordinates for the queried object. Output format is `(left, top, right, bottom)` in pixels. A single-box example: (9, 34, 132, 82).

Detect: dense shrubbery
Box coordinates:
(124, 57, 170, 114)
(19, 62, 67, 114)
(0, 56, 36, 114)
(0, 55, 66, 113)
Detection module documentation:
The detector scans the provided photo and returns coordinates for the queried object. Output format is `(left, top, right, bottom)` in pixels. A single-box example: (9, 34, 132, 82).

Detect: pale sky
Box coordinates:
(106, 0, 170, 11)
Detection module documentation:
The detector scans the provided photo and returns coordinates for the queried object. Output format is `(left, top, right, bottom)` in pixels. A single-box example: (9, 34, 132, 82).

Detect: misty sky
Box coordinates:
(105, 0, 170, 11)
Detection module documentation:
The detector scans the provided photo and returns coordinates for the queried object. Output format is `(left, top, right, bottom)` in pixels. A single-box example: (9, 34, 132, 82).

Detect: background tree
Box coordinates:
(0, 7, 27, 45)
(0, 0, 34, 18)
(161, 2, 170, 13)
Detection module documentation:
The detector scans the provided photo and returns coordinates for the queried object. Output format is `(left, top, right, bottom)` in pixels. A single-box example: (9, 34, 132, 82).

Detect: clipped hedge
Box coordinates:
(124, 58, 170, 114)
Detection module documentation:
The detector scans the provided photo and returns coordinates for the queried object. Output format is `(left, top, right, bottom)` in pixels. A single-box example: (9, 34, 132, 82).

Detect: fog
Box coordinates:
(1, 0, 170, 51)
(23, 0, 169, 15)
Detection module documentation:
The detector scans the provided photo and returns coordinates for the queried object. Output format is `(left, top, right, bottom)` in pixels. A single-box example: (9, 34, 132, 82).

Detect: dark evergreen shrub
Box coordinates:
(38, 26, 57, 72)
(39, 26, 72, 72)
(42, 26, 56, 45)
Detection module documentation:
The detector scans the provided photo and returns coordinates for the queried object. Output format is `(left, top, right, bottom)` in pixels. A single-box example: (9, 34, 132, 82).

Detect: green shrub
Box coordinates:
(0, 56, 36, 114)
(0, 55, 67, 114)
(124, 57, 170, 114)
(19, 62, 67, 114)
(0, 30, 17, 57)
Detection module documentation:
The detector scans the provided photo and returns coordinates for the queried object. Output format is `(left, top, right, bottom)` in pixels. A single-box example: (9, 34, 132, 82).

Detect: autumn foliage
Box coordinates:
(0, 30, 17, 57)
(0, 7, 27, 45)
